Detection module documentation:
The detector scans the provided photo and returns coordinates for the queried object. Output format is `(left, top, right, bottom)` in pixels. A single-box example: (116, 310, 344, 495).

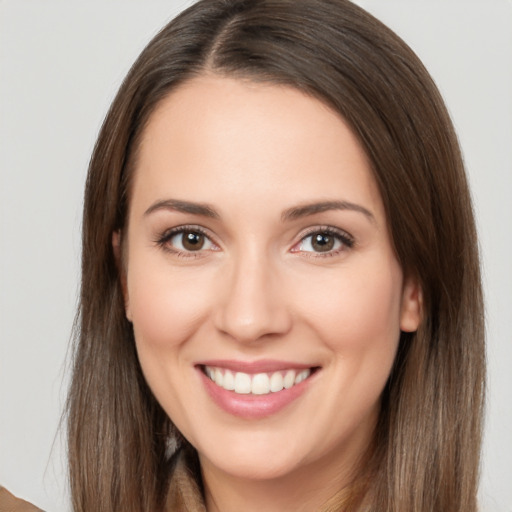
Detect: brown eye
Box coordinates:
(295, 229, 353, 255)
(311, 233, 335, 252)
(182, 231, 205, 251)
(166, 229, 215, 253)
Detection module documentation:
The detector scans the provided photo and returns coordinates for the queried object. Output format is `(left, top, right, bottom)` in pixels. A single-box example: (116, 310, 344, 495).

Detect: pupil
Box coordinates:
(312, 233, 334, 252)
(183, 232, 204, 251)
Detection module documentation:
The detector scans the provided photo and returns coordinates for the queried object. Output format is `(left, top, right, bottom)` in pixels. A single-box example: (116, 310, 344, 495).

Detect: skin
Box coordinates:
(115, 75, 421, 512)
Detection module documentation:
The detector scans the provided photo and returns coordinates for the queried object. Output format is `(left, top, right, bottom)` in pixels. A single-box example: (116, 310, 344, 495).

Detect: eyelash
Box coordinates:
(155, 225, 217, 258)
(293, 226, 355, 258)
(155, 225, 355, 258)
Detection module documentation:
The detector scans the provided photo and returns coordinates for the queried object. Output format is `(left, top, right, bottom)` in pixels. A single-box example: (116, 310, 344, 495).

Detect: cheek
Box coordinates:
(125, 263, 215, 427)
(297, 256, 403, 355)
(126, 262, 214, 352)
(304, 257, 404, 432)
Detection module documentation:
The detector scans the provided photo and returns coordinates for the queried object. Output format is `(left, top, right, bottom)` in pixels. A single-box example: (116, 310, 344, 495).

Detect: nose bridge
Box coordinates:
(215, 245, 291, 343)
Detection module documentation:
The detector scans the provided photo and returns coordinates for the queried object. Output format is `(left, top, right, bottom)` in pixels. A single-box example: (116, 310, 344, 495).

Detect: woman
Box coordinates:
(1, 0, 485, 511)
(70, 0, 485, 511)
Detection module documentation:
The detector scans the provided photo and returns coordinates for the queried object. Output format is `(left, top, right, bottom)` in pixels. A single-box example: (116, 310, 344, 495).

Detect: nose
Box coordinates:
(213, 252, 292, 344)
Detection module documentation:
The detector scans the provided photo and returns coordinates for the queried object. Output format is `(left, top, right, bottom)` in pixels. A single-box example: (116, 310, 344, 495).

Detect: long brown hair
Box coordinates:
(67, 1, 485, 510)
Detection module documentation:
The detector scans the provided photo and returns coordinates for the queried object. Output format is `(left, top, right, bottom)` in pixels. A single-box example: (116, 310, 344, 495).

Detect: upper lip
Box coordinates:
(196, 359, 317, 374)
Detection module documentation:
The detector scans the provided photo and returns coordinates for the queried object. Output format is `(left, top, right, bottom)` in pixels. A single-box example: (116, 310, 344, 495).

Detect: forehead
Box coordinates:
(131, 74, 384, 223)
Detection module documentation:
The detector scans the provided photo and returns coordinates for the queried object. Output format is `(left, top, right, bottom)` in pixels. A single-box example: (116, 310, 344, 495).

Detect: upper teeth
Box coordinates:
(204, 366, 311, 395)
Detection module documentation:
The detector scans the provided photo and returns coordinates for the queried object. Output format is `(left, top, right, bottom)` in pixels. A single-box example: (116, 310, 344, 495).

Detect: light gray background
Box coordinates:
(0, 1, 510, 510)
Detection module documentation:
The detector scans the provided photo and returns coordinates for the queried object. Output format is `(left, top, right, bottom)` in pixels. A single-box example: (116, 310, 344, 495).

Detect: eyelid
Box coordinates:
(291, 225, 355, 256)
(154, 223, 354, 258)
(155, 224, 220, 256)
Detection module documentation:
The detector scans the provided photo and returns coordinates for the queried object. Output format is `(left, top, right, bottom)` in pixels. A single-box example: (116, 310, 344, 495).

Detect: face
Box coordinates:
(118, 75, 421, 488)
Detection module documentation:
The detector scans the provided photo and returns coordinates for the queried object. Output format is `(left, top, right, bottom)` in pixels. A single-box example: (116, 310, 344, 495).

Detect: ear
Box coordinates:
(112, 230, 132, 321)
(399, 274, 422, 332)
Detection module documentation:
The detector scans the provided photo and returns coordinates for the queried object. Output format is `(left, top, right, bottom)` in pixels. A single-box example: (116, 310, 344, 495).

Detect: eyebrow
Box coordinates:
(144, 199, 220, 218)
(281, 200, 375, 223)
(144, 198, 375, 223)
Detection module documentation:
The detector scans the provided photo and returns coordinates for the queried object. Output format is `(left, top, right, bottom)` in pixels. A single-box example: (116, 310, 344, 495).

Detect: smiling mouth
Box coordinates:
(201, 365, 318, 395)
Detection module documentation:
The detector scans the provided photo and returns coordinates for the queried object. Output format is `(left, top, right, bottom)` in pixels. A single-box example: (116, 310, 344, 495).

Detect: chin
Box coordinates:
(192, 429, 309, 481)
(205, 451, 303, 481)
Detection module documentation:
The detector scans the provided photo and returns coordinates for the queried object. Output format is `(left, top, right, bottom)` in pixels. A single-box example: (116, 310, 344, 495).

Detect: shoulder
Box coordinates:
(0, 488, 44, 512)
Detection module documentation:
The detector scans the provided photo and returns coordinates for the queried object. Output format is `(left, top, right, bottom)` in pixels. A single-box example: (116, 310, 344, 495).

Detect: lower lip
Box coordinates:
(198, 368, 315, 419)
